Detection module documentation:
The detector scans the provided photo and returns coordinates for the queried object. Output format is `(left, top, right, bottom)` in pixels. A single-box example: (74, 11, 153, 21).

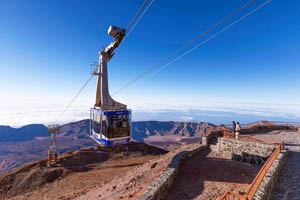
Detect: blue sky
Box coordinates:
(0, 0, 300, 126)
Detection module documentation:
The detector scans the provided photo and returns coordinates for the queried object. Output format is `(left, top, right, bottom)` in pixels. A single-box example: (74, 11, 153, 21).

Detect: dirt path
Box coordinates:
(162, 148, 260, 200)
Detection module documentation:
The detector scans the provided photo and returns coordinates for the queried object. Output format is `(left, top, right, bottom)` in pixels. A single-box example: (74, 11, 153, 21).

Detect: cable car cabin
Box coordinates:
(90, 108, 132, 146)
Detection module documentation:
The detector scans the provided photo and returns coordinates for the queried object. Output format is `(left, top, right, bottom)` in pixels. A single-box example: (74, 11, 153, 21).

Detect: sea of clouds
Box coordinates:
(1, 103, 299, 128)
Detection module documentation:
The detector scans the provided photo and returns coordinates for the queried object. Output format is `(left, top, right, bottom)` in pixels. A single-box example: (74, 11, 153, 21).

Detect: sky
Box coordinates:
(0, 0, 300, 127)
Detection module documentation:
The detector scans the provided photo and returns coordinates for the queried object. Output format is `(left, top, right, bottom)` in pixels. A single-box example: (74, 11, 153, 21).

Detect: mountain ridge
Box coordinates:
(0, 119, 215, 142)
(0, 119, 215, 174)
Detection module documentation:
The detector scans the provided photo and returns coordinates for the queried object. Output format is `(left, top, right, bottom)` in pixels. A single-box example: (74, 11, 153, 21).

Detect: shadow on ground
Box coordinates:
(162, 148, 260, 200)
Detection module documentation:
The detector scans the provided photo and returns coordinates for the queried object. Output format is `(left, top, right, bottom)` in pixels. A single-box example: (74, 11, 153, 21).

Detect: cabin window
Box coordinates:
(93, 113, 101, 134)
(107, 114, 130, 138)
(102, 117, 107, 137)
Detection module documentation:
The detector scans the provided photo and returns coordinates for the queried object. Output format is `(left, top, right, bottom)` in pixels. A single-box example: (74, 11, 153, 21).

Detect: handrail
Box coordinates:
(220, 190, 246, 200)
(205, 120, 299, 138)
(220, 143, 284, 200)
(246, 142, 284, 199)
(218, 120, 300, 130)
(218, 121, 286, 200)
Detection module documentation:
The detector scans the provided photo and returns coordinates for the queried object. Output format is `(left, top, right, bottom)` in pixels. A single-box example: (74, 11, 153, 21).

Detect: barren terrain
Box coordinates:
(0, 142, 167, 200)
(0, 120, 214, 174)
(0, 141, 262, 200)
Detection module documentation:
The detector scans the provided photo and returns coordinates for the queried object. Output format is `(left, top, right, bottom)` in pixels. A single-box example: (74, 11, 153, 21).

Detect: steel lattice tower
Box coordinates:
(48, 125, 59, 167)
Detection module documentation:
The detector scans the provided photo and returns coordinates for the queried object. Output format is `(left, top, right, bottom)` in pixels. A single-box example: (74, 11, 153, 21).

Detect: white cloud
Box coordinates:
(1, 96, 300, 127)
(180, 116, 194, 122)
(0, 106, 90, 128)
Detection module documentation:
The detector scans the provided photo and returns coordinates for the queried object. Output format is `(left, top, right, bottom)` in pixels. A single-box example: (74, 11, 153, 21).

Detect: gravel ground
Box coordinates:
(161, 148, 260, 200)
(5, 155, 158, 200)
(1, 142, 167, 200)
(75, 144, 198, 200)
(251, 130, 300, 200)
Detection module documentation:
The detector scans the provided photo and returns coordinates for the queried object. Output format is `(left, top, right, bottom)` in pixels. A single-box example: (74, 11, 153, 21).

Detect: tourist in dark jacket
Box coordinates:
(232, 121, 236, 133)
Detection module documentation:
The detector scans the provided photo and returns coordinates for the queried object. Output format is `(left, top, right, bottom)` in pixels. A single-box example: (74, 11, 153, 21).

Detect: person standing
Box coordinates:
(235, 122, 241, 139)
(232, 121, 236, 133)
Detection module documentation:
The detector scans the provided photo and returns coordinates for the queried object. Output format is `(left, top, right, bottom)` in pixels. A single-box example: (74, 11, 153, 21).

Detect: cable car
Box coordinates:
(90, 109, 131, 146)
(90, 25, 132, 146)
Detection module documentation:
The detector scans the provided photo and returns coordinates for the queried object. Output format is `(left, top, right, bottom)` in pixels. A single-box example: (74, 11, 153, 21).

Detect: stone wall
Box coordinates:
(202, 130, 223, 145)
(139, 144, 207, 200)
(253, 149, 289, 200)
(217, 137, 276, 166)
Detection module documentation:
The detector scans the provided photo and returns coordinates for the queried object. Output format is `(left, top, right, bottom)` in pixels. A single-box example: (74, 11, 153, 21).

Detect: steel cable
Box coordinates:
(144, 0, 272, 80)
(123, 0, 155, 42)
(112, 0, 257, 96)
(126, 0, 149, 31)
(55, 75, 94, 122)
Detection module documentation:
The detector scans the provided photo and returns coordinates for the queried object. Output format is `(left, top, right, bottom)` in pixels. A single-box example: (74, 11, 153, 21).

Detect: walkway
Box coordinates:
(252, 130, 300, 200)
(161, 148, 259, 200)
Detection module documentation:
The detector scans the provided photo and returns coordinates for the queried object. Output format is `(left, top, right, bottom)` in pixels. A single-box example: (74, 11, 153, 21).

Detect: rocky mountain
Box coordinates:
(133, 121, 212, 140)
(0, 124, 48, 142)
(0, 120, 214, 174)
(0, 120, 213, 142)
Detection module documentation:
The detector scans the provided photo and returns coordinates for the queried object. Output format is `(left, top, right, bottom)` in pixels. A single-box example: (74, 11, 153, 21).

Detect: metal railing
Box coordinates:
(246, 142, 284, 199)
(242, 120, 299, 129)
(204, 121, 292, 199)
(203, 120, 299, 139)
(219, 127, 285, 200)
(219, 120, 299, 131)
(268, 121, 299, 128)
(219, 190, 246, 200)
(220, 142, 284, 200)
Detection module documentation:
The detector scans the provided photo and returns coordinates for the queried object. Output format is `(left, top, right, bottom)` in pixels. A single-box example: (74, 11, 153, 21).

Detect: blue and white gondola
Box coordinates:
(90, 108, 132, 146)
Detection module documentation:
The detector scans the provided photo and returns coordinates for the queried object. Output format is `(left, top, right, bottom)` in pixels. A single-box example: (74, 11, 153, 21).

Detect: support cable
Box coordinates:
(126, 0, 149, 31)
(56, 75, 94, 122)
(124, 0, 155, 41)
(112, 0, 256, 96)
(144, 0, 272, 80)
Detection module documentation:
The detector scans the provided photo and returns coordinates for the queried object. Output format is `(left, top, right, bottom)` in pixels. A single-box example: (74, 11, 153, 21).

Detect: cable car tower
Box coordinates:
(48, 125, 59, 167)
(90, 25, 132, 146)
